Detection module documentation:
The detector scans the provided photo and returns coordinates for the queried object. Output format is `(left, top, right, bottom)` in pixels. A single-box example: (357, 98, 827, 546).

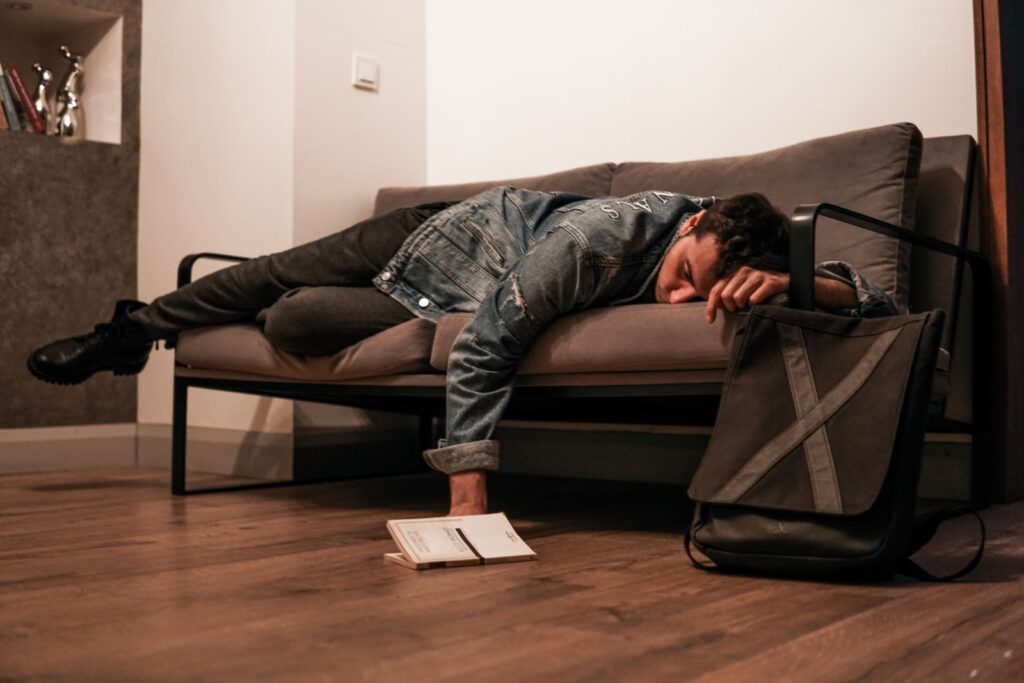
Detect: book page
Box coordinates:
(457, 514, 535, 560)
(387, 513, 535, 564)
(383, 552, 417, 569)
(387, 518, 480, 564)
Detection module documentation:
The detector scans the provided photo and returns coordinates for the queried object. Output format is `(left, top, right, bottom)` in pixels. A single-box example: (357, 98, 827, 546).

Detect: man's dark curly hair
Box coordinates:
(694, 193, 791, 278)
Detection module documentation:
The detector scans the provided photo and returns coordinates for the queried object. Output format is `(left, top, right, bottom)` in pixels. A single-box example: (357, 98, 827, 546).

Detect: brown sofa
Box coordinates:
(170, 123, 983, 498)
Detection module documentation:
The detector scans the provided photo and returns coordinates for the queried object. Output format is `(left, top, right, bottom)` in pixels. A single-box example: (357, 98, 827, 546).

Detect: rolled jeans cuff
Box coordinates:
(422, 439, 500, 474)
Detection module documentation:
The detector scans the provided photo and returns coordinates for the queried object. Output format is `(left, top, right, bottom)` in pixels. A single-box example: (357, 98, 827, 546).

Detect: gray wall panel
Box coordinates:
(0, 0, 140, 428)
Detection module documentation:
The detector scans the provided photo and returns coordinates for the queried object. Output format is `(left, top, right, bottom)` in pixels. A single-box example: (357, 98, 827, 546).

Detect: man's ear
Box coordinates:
(678, 210, 707, 237)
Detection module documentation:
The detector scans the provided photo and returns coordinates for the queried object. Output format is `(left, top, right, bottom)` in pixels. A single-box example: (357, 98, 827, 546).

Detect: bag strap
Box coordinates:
(899, 505, 986, 582)
(683, 531, 718, 572)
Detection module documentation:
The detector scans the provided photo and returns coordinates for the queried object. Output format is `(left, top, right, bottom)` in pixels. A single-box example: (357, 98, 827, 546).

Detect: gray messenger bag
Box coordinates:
(686, 305, 984, 581)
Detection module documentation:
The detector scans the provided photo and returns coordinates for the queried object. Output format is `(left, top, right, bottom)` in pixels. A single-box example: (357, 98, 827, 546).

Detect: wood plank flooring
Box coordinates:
(1, 467, 1020, 682)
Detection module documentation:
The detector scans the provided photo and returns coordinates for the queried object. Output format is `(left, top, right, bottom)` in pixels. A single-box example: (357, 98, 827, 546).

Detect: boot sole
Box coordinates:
(27, 357, 148, 386)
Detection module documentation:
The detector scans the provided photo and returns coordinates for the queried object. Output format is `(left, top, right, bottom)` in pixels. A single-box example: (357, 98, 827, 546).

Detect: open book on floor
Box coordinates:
(385, 512, 537, 570)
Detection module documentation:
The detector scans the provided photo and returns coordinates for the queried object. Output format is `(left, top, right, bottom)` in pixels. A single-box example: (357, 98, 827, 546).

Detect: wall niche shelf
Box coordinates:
(0, 0, 122, 144)
(1, 0, 140, 431)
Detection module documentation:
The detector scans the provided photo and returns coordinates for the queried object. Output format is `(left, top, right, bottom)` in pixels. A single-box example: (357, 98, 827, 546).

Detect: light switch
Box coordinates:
(352, 54, 380, 92)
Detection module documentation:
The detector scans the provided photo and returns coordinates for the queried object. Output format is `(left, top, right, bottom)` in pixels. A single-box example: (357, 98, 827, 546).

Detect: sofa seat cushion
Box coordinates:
(611, 123, 923, 312)
(373, 163, 617, 217)
(175, 318, 438, 381)
(430, 304, 735, 374)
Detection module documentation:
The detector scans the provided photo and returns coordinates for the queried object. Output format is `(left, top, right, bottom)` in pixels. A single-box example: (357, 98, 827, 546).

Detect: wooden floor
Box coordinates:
(1, 467, 1021, 683)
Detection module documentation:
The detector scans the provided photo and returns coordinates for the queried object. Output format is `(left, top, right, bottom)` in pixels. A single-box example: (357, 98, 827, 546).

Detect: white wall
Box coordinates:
(138, 0, 297, 432)
(292, 0, 427, 430)
(138, 0, 428, 436)
(425, 0, 978, 183)
(294, 0, 426, 243)
(137, 0, 977, 441)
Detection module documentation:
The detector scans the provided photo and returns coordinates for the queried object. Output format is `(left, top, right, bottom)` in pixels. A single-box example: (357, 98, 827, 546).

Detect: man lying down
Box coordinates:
(28, 187, 898, 514)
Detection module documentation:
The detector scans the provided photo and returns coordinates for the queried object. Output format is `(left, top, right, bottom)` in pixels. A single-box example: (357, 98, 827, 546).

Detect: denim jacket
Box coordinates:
(375, 187, 897, 474)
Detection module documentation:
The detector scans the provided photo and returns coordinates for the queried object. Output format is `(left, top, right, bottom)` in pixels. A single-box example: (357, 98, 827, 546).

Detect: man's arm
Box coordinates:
(425, 228, 593, 515)
(813, 260, 900, 316)
(705, 261, 898, 322)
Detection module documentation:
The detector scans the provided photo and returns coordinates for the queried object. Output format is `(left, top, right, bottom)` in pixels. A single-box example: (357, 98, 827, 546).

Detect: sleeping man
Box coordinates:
(28, 187, 897, 514)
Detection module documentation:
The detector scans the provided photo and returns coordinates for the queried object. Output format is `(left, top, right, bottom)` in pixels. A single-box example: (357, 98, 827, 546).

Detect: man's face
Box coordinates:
(654, 210, 722, 304)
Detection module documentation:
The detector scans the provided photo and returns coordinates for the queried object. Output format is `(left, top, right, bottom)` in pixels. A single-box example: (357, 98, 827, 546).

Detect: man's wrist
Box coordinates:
(813, 276, 858, 310)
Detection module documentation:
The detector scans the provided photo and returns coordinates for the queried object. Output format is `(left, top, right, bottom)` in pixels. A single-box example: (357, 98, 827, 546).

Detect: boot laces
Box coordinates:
(72, 322, 138, 352)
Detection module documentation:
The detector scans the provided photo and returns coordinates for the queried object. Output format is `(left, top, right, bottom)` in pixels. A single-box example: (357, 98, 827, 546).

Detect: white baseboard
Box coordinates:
(0, 423, 136, 474)
(137, 423, 293, 480)
(0, 423, 294, 480)
(0, 422, 975, 501)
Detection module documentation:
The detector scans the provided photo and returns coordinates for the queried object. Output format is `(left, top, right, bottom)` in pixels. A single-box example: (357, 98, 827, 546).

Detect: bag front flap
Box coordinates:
(688, 306, 934, 516)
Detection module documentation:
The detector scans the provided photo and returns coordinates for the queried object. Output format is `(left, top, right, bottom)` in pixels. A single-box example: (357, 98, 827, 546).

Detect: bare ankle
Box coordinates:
(448, 470, 488, 516)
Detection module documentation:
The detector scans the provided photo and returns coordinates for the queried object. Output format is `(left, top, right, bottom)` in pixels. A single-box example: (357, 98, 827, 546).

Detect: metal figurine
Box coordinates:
(54, 45, 84, 138)
(31, 62, 54, 135)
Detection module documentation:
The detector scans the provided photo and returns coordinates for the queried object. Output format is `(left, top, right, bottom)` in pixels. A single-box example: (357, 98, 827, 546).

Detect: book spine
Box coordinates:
(0, 60, 7, 130)
(6, 66, 44, 133)
(0, 63, 21, 132)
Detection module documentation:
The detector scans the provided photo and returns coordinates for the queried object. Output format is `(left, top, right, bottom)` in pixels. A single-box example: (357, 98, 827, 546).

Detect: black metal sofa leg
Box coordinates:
(169, 374, 438, 496)
(171, 375, 188, 495)
(170, 374, 305, 495)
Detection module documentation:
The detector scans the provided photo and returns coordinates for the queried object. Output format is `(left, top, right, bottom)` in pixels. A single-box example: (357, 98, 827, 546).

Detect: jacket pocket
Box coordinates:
(406, 236, 499, 307)
(462, 219, 506, 268)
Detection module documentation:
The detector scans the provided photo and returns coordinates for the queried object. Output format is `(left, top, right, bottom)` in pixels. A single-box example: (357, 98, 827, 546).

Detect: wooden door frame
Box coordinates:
(973, 0, 1023, 502)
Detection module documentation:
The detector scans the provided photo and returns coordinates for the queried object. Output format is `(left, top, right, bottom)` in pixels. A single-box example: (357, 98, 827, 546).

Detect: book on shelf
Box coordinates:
(0, 61, 21, 131)
(384, 512, 537, 570)
(5, 66, 45, 134)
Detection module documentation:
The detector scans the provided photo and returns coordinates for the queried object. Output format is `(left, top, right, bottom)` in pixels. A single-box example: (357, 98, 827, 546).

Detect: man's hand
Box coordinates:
(448, 470, 488, 516)
(705, 266, 789, 323)
(705, 268, 861, 323)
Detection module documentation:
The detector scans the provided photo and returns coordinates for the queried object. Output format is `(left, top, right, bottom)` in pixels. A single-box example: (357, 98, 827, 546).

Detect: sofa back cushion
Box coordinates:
(611, 123, 923, 311)
(373, 163, 616, 217)
(912, 135, 975, 321)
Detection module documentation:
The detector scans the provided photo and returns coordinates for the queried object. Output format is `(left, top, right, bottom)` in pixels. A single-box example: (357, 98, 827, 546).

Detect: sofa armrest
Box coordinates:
(788, 202, 986, 311)
(177, 252, 250, 288)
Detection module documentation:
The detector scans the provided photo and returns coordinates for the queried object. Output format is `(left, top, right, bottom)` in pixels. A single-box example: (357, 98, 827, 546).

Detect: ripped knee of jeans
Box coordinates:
(509, 273, 527, 314)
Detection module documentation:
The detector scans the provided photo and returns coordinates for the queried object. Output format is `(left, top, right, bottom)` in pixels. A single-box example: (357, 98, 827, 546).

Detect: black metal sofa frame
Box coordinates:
(170, 138, 987, 503)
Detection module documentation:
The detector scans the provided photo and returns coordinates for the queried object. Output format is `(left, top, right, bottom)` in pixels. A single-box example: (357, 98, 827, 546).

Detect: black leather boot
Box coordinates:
(27, 300, 155, 385)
